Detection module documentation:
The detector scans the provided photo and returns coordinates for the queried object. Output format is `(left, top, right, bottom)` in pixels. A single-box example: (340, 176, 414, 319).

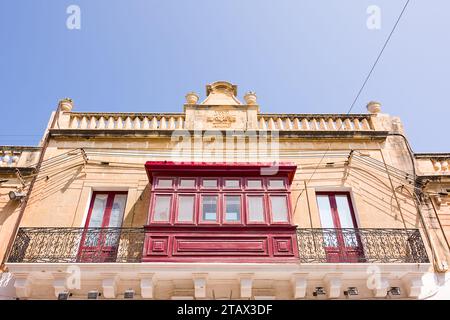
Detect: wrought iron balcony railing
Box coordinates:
(7, 227, 430, 264)
(297, 228, 429, 263)
(7, 227, 145, 263)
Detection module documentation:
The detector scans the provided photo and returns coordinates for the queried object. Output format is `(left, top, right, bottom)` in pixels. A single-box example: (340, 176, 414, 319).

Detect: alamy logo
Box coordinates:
(66, 5, 81, 30)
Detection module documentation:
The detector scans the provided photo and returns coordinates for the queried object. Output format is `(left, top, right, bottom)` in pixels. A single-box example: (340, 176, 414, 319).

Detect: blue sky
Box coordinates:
(0, 1, 448, 152)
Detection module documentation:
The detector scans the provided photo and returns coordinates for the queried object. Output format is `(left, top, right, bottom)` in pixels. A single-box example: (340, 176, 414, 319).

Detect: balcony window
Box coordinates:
(316, 192, 357, 229)
(270, 195, 289, 223)
(202, 179, 218, 189)
(247, 195, 265, 223)
(80, 191, 128, 261)
(155, 178, 173, 189)
(247, 179, 263, 189)
(153, 195, 172, 222)
(177, 194, 195, 223)
(224, 179, 240, 189)
(316, 191, 360, 262)
(268, 179, 285, 189)
(179, 178, 196, 189)
(201, 195, 218, 222)
(148, 171, 293, 226)
(224, 195, 241, 222)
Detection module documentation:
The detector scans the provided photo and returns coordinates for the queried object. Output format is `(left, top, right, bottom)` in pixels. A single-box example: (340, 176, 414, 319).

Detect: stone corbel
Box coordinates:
(139, 273, 156, 299)
(239, 273, 254, 299)
(52, 272, 69, 298)
(14, 273, 33, 299)
(324, 273, 343, 299)
(401, 273, 424, 298)
(101, 273, 119, 299)
(192, 273, 208, 299)
(371, 273, 391, 298)
(290, 273, 308, 299)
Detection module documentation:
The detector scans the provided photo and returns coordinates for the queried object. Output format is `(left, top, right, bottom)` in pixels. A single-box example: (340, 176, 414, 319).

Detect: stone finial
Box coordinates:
(59, 98, 74, 112)
(366, 101, 381, 114)
(185, 92, 199, 104)
(244, 91, 257, 105)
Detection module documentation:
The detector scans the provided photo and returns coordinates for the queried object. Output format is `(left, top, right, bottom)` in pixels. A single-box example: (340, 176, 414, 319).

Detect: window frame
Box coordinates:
(84, 191, 128, 229)
(245, 178, 264, 191)
(154, 177, 175, 190)
(200, 177, 220, 190)
(223, 178, 242, 190)
(267, 177, 288, 191)
(148, 176, 293, 226)
(315, 191, 358, 229)
(174, 193, 198, 224)
(199, 193, 220, 224)
(245, 193, 268, 225)
(222, 193, 244, 224)
(178, 177, 198, 191)
(267, 193, 291, 224)
(149, 193, 174, 224)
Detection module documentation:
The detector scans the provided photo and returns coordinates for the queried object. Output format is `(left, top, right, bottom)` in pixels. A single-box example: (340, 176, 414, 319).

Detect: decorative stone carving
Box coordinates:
(244, 91, 257, 105)
(185, 92, 199, 104)
(59, 98, 74, 112)
(207, 111, 236, 128)
(366, 101, 381, 114)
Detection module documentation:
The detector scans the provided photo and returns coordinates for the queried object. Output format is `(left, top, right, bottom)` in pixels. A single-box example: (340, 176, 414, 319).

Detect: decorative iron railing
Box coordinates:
(7, 228, 145, 263)
(297, 228, 429, 263)
(7, 227, 430, 264)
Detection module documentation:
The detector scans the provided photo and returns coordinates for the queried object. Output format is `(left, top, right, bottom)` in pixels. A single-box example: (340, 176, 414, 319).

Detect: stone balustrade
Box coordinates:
(0, 146, 40, 168)
(415, 153, 450, 175)
(60, 112, 377, 132)
(65, 113, 186, 130)
(257, 114, 373, 131)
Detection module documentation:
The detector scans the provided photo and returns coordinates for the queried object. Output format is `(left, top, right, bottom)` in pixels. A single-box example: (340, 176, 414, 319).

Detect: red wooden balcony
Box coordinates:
(143, 225, 299, 263)
(143, 161, 299, 262)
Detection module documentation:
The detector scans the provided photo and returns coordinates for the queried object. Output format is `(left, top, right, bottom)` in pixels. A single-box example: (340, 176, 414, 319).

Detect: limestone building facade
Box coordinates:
(0, 81, 449, 299)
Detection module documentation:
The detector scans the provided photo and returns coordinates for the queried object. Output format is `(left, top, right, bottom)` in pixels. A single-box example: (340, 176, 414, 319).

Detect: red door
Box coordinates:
(316, 192, 364, 263)
(78, 191, 127, 262)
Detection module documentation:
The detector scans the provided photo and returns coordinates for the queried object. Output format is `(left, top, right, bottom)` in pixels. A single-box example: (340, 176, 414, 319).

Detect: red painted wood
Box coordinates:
(78, 191, 127, 262)
(147, 176, 294, 226)
(315, 192, 364, 263)
(142, 225, 299, 263)
(143, 162, 298, 262)
(145, 161, 297, 184)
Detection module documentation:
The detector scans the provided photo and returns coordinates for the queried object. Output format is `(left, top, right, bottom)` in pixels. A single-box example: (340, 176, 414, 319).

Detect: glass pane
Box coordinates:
(107, 194, 127, 228)
(270, 195, 289, 222)
(335, 195, 355, 228)
(203, 179, 218, 188)
(248, 196, 265, 222)
(178, 195, 195, 222)
(247, 179, 262, 189)
(225, 196, 241, 221)
(268, 179, 285, 189)
(202, 195, 217, 221)
(317, 195, 334, 228)
(224, 179, 240, 189)
(87, 194, 108, 228)
(316, 195, 337, 247)
(179, 179, 196, 188)
(85, 194, 108, 246)
(153, 195, 172, 222)
(335, 195, 357, 246)
(157, 179, 173, 188)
